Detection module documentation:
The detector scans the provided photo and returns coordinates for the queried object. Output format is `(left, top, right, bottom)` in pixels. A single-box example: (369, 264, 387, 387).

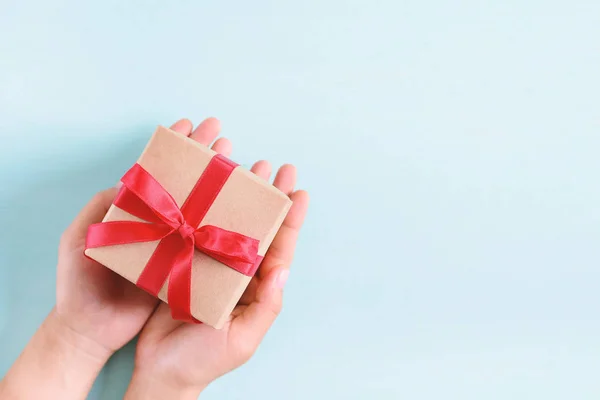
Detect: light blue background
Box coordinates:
(1, 1, 600, 399)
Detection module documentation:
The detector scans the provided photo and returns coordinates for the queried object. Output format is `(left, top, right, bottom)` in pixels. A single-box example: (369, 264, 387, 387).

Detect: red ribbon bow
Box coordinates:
(86, 155, 261, 322)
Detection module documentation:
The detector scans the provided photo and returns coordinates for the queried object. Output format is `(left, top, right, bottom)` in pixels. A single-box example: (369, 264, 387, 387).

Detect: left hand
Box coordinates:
(0, 118, 249, 399)
(55, 119, 208, 357)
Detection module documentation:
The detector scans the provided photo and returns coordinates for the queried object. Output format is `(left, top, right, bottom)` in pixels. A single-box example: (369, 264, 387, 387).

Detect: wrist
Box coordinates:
(125, 370, 206, 400)
(48, 307, 114, 364)
(0, 309, 111, 399)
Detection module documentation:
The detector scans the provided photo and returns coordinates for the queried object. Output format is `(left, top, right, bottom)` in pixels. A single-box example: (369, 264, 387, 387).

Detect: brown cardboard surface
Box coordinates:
(85, 126, 292, 328)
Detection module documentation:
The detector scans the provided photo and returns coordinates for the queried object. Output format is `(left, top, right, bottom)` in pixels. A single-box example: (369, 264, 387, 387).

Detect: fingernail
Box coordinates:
(276, 269, 289, 289)
(115, 181, 123, 189)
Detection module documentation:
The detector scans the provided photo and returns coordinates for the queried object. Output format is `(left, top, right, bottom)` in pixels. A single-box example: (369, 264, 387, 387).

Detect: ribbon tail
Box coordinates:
(135, 235, 199, 323)
(167, 239, 199, 323)
(136, 234, 184, 297)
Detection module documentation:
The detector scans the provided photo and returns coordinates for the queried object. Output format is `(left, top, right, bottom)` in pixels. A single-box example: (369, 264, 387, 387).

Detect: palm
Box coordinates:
(135, 257, 281, 385)
(56, 236, 157, 351)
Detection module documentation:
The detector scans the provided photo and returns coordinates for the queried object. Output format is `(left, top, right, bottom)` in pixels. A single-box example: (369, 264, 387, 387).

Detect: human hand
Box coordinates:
(124, 121, 309, 399)
(54, 118, 231, 359)
(1, 119, 231, 399)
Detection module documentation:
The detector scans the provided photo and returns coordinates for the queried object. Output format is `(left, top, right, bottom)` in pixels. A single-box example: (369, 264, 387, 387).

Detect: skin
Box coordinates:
(0, 118, 309, 399)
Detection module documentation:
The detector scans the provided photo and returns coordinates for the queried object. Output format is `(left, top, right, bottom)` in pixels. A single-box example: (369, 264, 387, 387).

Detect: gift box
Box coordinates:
(84, 126, 292, 328)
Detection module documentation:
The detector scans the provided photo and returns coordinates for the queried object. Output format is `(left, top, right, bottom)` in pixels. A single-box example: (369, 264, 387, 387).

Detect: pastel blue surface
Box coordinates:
(2, 1, 600, 399)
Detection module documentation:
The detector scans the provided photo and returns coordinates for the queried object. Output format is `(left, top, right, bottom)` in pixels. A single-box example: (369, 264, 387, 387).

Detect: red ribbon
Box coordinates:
(86, 154, 261, 322)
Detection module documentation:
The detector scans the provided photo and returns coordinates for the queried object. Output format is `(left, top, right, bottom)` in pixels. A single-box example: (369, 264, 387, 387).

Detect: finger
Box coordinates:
(63, 187, 119, 244)
(258, 190, 309, 279)
(211, 137, 232, 157)
(272, 164, 296, 195)
(190, 117, 221, 145)
(230, 266, 288, 354)
(170, 118, 194, 136)
(250, 160, 271, 180)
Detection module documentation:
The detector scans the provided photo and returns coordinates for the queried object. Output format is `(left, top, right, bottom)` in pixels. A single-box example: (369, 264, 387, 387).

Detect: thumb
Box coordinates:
(230, 266, 289, 355)
(61, 187, 118, 248)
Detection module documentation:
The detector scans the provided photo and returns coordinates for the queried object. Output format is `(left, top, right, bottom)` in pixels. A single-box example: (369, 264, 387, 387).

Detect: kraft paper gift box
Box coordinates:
(85, 126, 292, 328)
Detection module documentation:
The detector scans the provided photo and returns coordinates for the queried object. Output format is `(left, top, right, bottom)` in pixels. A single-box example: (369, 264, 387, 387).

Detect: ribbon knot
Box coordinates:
(177, 222, 196, 240)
